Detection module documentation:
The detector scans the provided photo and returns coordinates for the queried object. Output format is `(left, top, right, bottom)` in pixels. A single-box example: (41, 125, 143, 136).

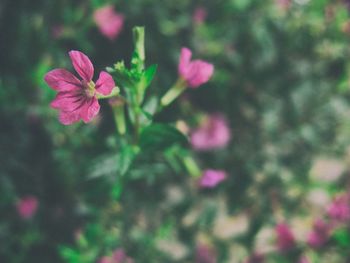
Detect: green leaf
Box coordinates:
(141, 64, 157, 90)
(117, 145, 139, 176)
(59, 246, 81, 263)
(139, 124, 188, 152)
(332, 228, 350, 248)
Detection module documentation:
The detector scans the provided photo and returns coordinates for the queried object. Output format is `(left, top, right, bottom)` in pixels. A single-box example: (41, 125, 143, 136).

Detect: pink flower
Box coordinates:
(178, 47, 214, 88)
(195, 244, 217, 263)
(112, 249, 134, 263)
(275, 223, 295, 252)
(45, 50, 115, 125)
(94, 5, 124, 40)
(98, 249, 133, 263)
(98, 256, 112, 263)
(298, 256, 310, 263)
(190, 114, 231, 151)
(16, 196, 38, 219)
(199, 169, 227, 188)
(193, 7, 207, 25)
(275, 0, 291, 10)
(244, 253, 265, 263)
(307, 219, 331, 248)
(52, 25, 64, 39)
(327, 194, 350, 222)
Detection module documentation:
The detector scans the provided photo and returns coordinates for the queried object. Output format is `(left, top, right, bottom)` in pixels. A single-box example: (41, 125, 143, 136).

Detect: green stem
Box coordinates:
(133, 26, 145, 68)
(182, 155, 201, 177)
(160, 78, 186, 107)
(113, 105, 126, 135)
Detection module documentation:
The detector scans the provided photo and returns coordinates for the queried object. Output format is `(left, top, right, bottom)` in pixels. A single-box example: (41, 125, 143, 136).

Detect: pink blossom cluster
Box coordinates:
(271, 191, 350, 259)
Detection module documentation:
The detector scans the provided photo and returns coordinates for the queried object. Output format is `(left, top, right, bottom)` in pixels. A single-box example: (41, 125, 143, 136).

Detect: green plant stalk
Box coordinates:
(133, 26, 145, 68)
(182, 155, 201, 177)
(160, 78, 186, 107)
(113, 105, 126, 135)
(131, 27, 146, 143)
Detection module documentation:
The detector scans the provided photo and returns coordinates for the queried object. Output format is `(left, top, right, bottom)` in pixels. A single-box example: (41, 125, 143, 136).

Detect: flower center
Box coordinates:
(82, 80, 96, 97)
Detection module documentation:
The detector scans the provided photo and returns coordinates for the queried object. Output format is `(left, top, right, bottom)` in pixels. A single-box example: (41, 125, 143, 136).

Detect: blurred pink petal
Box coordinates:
(199, 169, 227, 188)
(16, 196, 38, 219)
(307, 219, 331, 248)
(195, 244, 217, 263)
(95, 71, 115, 95)
(191, 114, 231, 151)
(193, 7, 207, 25)
(69, 50, 94, 81)
(178, 47, 214, 88)
(327, 194, 350, 222)
(275, 0, 291, 10)
(94, 5, 124, 40)
(298, 256, 310, 263)
(44, 69, 81, 91)
(98, 256, 112, 263)
(275, 223, 295, 252)
(52, 25, 64, 39)
(112, 248, 134, 263)
(45, 50, 115, 125)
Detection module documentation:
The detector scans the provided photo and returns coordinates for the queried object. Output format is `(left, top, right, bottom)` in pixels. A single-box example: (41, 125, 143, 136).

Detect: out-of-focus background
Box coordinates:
(1, 0, 350, 262)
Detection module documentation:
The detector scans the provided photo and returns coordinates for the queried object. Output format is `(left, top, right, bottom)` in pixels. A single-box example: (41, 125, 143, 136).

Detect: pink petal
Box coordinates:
(80, 97, 100, 123)
(199, 169, 227, 188)
(50, 91, 85, 112)
(69, 50, 94, 81)
(94, 6, 124, 40)
(178, 47, 192, 77)
(190, 114, 231, 151)
(95, 71, 115, 95)
(16, 196, 38, 219)
(186, 60, 214, 88)
(44, 69, 82, 91)
(58, 110, 81, 125)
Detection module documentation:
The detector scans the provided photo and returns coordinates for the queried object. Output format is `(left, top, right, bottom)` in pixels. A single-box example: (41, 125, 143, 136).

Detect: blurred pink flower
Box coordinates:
(275, 223, 295, 252)
(178, 47, 214, 88)
(45, 50, 115, 125)
(298, 256, 310, 263)
(327, 194, 350, 222)
(98, 249, 133, 263)
(193, 7, 207, 25)
(307, 219, 331, 248)
(190, 114, 231, 151)
(16, 196, 38, 219)
(244, 253, 265, 263)
(94, 5, 124, 40)
(275, 0, 291, 10)
(112, 249, 134, 263)
(52, 25, 64, 39)
(199, 169, 227, 188)
(98, 256, 112, 263)
(195, 244, 217, 263)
